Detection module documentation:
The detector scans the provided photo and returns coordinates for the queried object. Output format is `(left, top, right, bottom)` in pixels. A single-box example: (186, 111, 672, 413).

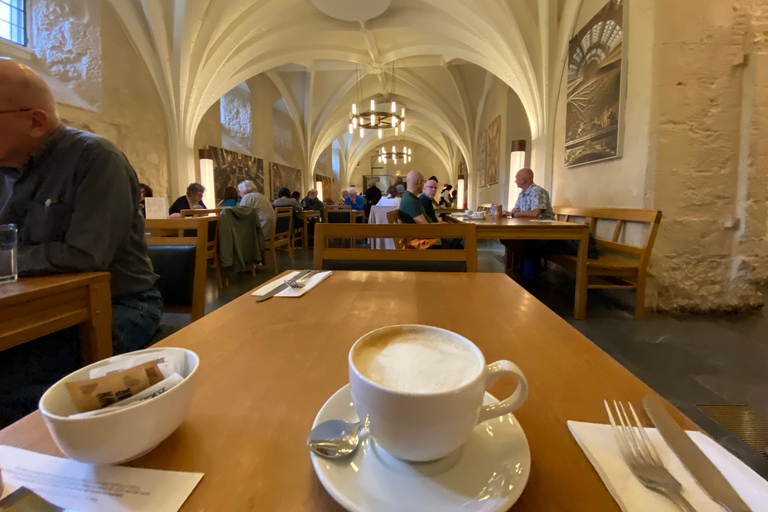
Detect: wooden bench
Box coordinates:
(313, 223, 477, 272)
(548, 207, 663, 319)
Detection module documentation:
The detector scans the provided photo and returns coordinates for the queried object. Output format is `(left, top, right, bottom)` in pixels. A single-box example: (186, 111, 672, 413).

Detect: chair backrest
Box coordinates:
(313, 223, 477, 272)
(553, 206, 663, 269)
(477, 204, 493, 212)
(327, 205, 352, 210)
(145, 218, 209, 321)
(324, 209, 355, 223)
(386, 209, 401, 224)
(273, 206, 294, 239)
(180, 209, 221, 218)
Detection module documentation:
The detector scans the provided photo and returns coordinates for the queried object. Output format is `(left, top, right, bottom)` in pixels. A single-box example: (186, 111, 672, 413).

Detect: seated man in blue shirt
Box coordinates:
(343, 187, 365, 211)
(503, 168, 554, 285)
(0, 58, 163, 425)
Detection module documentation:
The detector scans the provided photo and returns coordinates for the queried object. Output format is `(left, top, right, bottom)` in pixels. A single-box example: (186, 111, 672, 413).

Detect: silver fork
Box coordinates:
(604, 400, 697, 512)
(285, 270, 318, 289)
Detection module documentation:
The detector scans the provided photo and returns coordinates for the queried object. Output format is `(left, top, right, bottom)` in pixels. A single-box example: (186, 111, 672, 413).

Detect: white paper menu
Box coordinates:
(144, 197, 169, 219)
(0, 446, 202, 512)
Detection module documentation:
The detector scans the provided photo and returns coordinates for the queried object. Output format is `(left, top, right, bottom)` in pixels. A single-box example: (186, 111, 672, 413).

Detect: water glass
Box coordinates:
(0, 223, 18, 284)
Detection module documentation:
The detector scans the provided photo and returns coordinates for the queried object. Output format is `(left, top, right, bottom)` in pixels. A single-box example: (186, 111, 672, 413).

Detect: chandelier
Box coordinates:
(349, 62, 406, 139)
(377, 145, 412, 164)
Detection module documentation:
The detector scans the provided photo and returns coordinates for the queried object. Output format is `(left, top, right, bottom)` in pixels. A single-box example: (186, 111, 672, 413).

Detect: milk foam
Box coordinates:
(354, 331, 481, 393)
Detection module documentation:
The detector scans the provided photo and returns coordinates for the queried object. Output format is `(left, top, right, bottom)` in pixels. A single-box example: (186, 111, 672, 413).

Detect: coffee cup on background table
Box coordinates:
(349, 325, 528, 462)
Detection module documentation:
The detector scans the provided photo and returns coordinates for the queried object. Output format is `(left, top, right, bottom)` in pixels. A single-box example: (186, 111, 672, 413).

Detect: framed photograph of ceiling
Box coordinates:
(210, 146, 265, 199)
(270, 162, 303, 199)
(486, 115, 501, 185)
(476, 130, 488, 188)
(564, 0, 625, 167)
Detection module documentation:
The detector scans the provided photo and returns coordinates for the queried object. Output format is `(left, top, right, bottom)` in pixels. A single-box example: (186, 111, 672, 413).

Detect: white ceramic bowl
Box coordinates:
(39, 347, 199, 465)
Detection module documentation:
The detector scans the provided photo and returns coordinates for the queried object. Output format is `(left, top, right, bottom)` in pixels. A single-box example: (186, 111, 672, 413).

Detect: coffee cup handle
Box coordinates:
(477, 360, 528, 423)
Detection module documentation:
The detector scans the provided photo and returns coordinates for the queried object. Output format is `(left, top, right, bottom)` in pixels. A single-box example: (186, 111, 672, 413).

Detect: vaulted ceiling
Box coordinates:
(108, 0, 583, 194)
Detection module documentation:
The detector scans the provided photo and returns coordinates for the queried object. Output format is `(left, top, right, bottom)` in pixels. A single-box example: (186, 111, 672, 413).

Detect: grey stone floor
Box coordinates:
(156, 239, 768, 478)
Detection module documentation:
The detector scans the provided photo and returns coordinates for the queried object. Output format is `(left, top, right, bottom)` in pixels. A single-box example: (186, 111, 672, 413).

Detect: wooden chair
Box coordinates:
(313, 223, 477, 272)
(145, 218, 209, 321)
(264, 207, 294, 275)
(385, 209, 404, 249)
(181, 209, 224, 288)
(548, 206, 663, 319)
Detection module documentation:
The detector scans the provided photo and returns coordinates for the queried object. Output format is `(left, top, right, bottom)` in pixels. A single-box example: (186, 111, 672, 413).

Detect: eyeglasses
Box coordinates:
(0, 108, 32, 115)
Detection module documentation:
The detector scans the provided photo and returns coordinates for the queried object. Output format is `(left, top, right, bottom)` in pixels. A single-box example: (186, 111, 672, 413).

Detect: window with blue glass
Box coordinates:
(0, 0, 26, 46)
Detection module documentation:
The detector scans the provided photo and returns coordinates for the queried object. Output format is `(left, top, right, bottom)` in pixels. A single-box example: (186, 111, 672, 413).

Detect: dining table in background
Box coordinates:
(447, 215, 590, 319)
(299, 210, 321, 248)
(0, 272, 112, 365)
(0, 271, 699, 511)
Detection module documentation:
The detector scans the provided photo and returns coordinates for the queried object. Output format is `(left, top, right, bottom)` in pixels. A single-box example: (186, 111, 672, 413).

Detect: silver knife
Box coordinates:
(255, 270, 312, 302)
(642, 396, 752, 512)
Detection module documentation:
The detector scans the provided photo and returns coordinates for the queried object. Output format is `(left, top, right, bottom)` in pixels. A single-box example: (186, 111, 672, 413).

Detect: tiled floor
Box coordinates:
(156, 240, 768, 478)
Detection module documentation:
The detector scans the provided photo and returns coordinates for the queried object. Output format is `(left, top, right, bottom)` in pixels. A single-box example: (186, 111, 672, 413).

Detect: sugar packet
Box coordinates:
(65, 361, 163, 413)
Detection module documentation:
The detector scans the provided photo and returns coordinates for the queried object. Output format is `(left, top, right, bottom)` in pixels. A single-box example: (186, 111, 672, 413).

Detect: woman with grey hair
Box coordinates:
(169, 182, 206, 216)
(238, 180, 275, 237)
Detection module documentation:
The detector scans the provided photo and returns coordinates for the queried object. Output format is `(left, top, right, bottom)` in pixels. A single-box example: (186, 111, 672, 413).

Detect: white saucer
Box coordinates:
(310, 384, 531, 512)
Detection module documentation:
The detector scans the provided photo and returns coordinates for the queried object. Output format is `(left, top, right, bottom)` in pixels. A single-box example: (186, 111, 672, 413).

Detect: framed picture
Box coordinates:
(565, 0, 625, 167)
(486, 115, 501, 185)
(476, 130, 488, 188)
(270, 162, 302, 199)
(210, 146, 265, 197)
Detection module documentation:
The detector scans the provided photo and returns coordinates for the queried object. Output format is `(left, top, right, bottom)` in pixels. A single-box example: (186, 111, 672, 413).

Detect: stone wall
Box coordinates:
(0, 0, 171, 197)
(651, 0, 768, 311)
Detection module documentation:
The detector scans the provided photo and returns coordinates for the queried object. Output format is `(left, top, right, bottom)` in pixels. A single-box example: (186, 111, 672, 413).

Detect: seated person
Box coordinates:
(273, 186, 303, 230)
(338, 190, 349, 205)
(504, 168, 554, 220)
(376, 185, 400, 207)
(0, 59, 162, 425)
(395, 183, 405, 198)
(273, 186, 303, 213)
(139, 182, 153, 217)
(218, 186, 239, 207)
(418, 178, 440, 223)
(290, 191, 301, 202)
(169, 182, 206, 216)
(399, 171, 431, 224)
(343, 187, 365, 210)
(238, 180, 275, 237)
(503, 168, 555, 284)
(301, 189, 324, 216)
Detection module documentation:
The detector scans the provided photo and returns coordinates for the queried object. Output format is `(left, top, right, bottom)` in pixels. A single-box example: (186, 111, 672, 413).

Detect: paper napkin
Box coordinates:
(568, 421, 768, 512)
(251, 271, 332, 299)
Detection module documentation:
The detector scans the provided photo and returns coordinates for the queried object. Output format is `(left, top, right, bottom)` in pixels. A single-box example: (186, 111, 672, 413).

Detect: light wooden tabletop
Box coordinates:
(0, 271, 697, 511)
(0, 272, 110, 306)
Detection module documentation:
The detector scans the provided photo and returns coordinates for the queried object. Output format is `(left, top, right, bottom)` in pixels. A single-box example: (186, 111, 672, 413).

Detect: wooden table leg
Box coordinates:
(574, 228, 589, 319)
(79, 280, 113, 364)
(303, 216, 310, 248)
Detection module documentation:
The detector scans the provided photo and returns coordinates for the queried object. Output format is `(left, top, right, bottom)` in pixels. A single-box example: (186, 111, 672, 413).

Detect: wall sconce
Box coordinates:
(199, 148, 215, 205)
(315, 178, 324, 201)
(508, 140, 527, 209)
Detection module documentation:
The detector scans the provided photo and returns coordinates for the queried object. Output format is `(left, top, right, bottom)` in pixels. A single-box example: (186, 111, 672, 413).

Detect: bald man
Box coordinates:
(0, 59, 162, 423)
(398, 170, 430, 224)
(506, 168, 554, 220)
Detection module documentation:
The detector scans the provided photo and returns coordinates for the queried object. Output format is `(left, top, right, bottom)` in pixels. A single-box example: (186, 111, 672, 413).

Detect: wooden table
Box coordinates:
(0, 272, 112, 365)
(299, 210, 321, 248)
(448, 215, 590, 319)
(0, 271, 698, 511)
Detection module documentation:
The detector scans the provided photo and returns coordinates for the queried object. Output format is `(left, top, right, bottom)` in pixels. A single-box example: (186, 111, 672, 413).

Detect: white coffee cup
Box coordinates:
(349, 324, 528, 461)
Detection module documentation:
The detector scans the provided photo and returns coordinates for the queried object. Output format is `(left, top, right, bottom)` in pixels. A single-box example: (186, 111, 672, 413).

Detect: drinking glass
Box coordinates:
(0, 223, 18, 284)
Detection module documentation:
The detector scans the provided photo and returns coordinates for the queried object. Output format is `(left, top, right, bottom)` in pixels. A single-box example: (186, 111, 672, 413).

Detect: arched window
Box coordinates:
(0, 0, 26, 46)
